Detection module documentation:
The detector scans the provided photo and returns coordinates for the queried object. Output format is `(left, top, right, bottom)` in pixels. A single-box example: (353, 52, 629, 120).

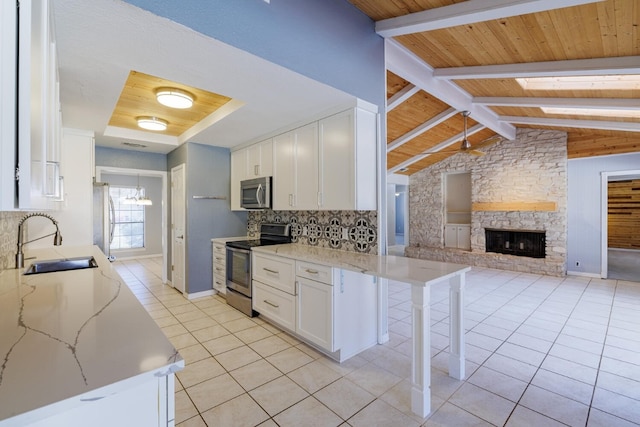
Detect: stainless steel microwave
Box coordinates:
(240, 177, 271, 209)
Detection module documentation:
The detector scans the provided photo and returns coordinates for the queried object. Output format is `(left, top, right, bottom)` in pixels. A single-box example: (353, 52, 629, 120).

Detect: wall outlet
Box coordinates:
(302, 226, 308, 236)
(342, 227, 349, 240)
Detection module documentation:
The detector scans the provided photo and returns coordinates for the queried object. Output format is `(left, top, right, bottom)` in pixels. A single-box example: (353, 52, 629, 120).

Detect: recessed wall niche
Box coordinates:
(445, 172, 471, 224)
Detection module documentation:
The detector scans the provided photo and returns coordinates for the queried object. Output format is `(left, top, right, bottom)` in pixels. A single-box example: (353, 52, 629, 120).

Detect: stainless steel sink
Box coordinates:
(24, 256, 98, 275)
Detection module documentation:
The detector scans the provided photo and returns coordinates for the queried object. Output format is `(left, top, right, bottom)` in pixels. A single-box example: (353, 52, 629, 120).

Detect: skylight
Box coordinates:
(541, 107, 640, 118)
(517, 75, 640, 91)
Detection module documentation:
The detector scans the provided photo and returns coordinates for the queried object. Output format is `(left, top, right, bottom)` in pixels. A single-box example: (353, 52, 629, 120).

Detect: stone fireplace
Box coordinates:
(405, 128, 568, 276)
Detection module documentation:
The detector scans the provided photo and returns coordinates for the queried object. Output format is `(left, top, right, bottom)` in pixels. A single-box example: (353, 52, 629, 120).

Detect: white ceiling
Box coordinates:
(53, 0, 355, 154)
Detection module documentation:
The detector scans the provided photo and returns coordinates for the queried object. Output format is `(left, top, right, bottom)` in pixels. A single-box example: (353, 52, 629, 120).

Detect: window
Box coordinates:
(110, 186, 145, 250)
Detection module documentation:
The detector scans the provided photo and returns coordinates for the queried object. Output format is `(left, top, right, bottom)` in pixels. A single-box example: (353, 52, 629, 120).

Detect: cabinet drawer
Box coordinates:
(253, 281, 295, 332)
(213, 263, 226, 277)
(213, 277, 226, 293)
(296, 261, 332, 285)
(213, 243, 226, 257)
(253, 253, 295, 294)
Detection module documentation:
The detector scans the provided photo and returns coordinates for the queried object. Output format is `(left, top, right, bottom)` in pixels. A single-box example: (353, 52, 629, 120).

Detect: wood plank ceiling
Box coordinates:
(349, 0, 640, 176)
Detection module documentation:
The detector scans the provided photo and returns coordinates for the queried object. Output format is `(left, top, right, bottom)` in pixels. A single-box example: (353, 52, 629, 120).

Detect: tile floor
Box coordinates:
(114, 257, 640, 427)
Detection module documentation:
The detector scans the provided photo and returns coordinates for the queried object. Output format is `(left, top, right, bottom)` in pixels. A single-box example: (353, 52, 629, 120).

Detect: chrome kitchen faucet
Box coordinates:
(15, 213, 63, 269)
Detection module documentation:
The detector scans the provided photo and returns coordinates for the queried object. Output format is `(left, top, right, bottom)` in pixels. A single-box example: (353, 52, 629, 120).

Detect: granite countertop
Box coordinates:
(0, 245, 184, 425)
(251, 244, 470, 286)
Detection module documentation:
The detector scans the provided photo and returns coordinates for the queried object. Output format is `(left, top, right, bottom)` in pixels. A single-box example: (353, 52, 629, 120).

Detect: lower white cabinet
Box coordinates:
(444, 224, 471, 250)
(21, 373, 175, 427)
(212, 242, 227, 295)
(296, 275, 336, 352)
(253, 281, 296, 332)
(251, 252, 377, 362)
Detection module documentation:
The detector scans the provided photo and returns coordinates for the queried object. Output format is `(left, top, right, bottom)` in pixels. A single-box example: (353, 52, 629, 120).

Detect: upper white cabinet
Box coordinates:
(246, 139, 273, 178)
(272, 106, 377, 211)
(230, 138, 273, 210)
(1, 0, 62, 210)
(273, 122, 319, 210)
(318, 108, 376, 211)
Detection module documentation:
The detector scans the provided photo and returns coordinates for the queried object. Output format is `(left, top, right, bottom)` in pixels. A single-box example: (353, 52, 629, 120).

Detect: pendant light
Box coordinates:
(460, 111, 472, 151)
(124, 174, 153, 205)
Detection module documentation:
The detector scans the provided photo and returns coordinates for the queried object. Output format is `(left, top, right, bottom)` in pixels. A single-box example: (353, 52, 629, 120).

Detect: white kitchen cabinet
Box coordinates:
(253, 252, 296, 294)
(444, 224, 471, 250)
(230, 139, 273, 210)
(0, 0, 61, 210)
(273, 123, 318, 210)
(318, 108, 377, 210)
(17, 0, 62, 210)
(251, 251, 377, 362)
(253, 281, 296, 332)
(212, 242, 227, 295)
(22, 373, 175, 427)
(246, 138, 273, 178)
(296, 274, 336, 352)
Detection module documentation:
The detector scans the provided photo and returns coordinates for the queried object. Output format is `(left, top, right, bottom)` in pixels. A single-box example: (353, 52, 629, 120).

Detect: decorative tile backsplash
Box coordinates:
(248, 210, 378, 254)
(0, 212, 25, 270)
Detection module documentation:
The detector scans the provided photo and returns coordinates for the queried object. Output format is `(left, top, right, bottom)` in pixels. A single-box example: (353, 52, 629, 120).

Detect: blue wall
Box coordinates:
(567, 153, 640, 276)
(123, 0, 385, 109)
(95, 146, 167, 171)
(168, 142, 247, 294)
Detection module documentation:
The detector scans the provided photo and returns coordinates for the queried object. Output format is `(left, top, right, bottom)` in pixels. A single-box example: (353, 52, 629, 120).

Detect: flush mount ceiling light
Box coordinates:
(155, 88, 194, 109)
(137, 116, 168, 131)
(516, 75, 640, 91)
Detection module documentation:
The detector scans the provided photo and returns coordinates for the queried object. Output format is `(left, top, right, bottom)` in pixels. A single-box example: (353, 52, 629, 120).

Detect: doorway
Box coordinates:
(600, 170, 640, 279)
(96, 166, 168, 283)
(387, 174, 409, 256)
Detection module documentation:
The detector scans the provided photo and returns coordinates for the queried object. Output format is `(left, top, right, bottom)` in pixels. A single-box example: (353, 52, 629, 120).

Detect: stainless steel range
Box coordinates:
(225, 224, 291, 317)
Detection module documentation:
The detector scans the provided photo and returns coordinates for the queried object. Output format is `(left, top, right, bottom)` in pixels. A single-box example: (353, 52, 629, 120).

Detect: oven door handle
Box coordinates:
(227, 246, 251, 255)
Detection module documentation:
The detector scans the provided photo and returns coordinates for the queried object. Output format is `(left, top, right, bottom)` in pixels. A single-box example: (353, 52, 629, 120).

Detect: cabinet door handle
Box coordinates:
(264, 300, 279, 308)
(305, 268, 319, 275)
(263, 267, 279, 274)
(255, 164, 259, 176)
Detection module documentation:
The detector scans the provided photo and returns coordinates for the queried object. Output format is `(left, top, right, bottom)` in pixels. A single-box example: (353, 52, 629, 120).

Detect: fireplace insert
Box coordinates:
(485, 229, 546, 258)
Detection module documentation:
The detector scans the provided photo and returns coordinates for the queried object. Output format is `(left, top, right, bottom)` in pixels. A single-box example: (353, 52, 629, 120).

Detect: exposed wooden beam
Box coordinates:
(375, 0, 604, 38)
(434, 56, 640, 80)
(500, 116, 640, 132)
(386, 39, 516, 140)
(387, 84, 420, 111)
(388, 124, 484, 173)
(387, 107, 458, 152)
(474, 97, 640, 110)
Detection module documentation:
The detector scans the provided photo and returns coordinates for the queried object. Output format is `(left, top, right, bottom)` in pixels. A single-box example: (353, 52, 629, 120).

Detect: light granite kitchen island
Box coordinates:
(0, 245, 184, 427)
(252, 244, 471, 418)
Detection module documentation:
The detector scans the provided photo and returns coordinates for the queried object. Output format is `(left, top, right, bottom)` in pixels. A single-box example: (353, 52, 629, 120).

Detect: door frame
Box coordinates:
(170, 164, 187, 293)
(600, 168, 640, 278)
(96, 166, 168, 284)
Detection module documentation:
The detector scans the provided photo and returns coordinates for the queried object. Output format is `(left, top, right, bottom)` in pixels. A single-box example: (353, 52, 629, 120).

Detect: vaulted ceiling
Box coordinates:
(349, 0, 640, 175)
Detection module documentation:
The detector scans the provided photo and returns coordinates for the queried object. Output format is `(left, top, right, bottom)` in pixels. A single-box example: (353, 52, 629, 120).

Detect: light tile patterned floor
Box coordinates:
(114, 257, 640, 427)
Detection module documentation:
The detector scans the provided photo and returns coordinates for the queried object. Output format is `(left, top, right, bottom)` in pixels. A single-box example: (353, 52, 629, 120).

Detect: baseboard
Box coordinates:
(186, 290, 215, 300)
(567, 270, 601, 278)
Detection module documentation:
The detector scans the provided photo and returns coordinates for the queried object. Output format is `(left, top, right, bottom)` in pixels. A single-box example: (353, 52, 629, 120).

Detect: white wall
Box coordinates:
(27, 129, 94, 248)
(567, 152, 640, 276)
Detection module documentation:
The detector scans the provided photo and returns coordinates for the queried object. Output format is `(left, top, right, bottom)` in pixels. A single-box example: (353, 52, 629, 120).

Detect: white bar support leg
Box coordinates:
(410, 285, 431, 418)
(448, 273, 465, 380)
